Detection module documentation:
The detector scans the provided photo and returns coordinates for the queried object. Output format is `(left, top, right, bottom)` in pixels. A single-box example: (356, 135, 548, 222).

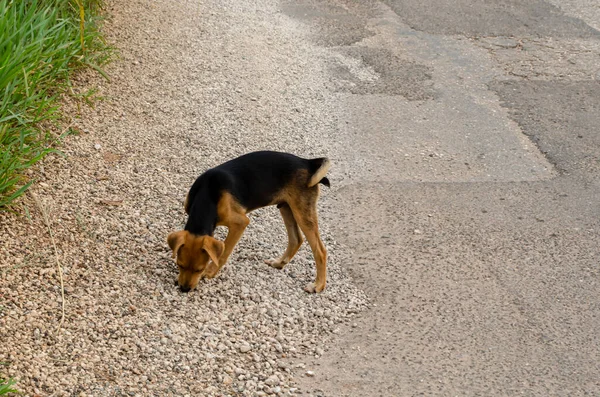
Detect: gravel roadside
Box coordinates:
(0, 0, 366, 395)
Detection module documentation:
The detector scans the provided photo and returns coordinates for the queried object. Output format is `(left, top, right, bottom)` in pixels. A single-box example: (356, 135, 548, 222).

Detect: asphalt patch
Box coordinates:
(281, 0, 380, 47)
(491, 80, 600, 179)
(383, 0, 600, 38)
(331, 46, 434, 99)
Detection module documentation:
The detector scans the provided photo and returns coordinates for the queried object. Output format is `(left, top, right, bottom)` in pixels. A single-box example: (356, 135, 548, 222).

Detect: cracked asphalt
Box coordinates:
(286, 0, 600, 395)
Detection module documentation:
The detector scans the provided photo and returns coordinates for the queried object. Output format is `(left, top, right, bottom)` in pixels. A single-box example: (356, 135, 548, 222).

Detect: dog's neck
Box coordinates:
(184, 188, 217, 236)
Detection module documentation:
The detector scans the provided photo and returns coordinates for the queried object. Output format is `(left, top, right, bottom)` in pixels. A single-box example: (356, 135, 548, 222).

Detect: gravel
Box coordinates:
(0, 0, 366, 395)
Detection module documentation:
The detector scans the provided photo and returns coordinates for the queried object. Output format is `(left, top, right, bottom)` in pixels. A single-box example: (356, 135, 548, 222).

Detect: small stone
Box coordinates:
(240, 343, 252, 353)
(223, 375, 233, 386)
(267, 308, 278, 317)
(414, 229, 422, 234)
(94, 143, 102, 150)
(277, 361, 288, 370)
(305, 370, 315, 377)
(265, 375, 279, 386)
(485, 37, 519, 48)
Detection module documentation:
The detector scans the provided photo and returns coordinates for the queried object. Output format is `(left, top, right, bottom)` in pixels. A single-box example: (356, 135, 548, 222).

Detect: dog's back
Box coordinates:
(193, 151, 329, 212)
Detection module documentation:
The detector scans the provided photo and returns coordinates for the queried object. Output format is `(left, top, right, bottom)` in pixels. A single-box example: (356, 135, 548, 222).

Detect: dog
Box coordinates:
(167, 151, 331, 293)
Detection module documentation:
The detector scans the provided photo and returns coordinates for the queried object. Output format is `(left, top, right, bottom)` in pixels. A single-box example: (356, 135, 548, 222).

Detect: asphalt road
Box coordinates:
(282, 0, 600, 395)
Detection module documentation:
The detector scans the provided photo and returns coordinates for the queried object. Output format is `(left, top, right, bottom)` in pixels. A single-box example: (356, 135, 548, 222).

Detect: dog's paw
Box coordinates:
(304, 282, 326, 293)
(264, 258, 286, 269)
(202, 262, 220, 279)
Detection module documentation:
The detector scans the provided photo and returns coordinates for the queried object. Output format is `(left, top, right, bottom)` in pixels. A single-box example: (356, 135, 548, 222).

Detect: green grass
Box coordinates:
(0, 0, 111, 210)
(0, 377, 18, 395)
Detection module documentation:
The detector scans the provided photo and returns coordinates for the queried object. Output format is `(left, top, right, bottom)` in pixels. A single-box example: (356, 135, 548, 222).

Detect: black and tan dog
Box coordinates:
(167, 151, 331, 293)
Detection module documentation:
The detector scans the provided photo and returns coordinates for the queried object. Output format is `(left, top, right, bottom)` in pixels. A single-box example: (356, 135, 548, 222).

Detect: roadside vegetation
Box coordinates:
(0, 377, 18, 395)
(0, 0, 111, 210)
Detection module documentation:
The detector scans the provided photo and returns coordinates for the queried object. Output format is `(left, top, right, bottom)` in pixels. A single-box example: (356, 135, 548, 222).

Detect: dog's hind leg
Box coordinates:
(289, 195, 327, 293)
(265, 204, 303, 269)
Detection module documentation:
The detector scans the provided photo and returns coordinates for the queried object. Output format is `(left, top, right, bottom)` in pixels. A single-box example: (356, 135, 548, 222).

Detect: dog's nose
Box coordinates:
(179, 285, 191, 293)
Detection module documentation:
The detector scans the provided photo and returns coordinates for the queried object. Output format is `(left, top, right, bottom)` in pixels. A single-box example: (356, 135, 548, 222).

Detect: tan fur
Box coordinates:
(202, 192, 250, 278)
(167, 230, 186, 258)
(264, 205, 303, 269)
(202, 237, 225, 266)
(308, 158, 331, 187)
(282, 180, 327, 292)
(167, 230, 225, 290)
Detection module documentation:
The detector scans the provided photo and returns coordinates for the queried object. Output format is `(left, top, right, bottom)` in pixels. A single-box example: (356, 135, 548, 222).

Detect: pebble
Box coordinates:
(240, 343, 252, 353)
(305, 371, 315, 377)
(265, 375, 279, 386)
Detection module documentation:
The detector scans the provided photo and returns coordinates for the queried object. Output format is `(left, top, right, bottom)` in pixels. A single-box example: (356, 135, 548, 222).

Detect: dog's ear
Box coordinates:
(183, 193, 190, 215)
(202, 236, 225, 265)
(167, 230, 187, 259)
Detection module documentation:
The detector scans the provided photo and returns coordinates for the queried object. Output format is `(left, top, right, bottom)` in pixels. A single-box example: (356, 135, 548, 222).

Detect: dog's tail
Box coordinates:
(307, 157, 331, 188)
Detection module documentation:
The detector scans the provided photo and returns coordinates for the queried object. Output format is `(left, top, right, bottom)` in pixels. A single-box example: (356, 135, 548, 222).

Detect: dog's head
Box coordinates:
(167, 230, 225, 292)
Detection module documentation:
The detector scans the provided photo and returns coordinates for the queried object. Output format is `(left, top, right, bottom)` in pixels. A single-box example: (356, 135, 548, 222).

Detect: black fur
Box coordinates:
(185, 151, 329, 236)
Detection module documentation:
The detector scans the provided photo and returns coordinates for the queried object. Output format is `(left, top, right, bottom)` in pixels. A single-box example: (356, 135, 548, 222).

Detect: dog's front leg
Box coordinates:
(203, 216, 249, 278)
